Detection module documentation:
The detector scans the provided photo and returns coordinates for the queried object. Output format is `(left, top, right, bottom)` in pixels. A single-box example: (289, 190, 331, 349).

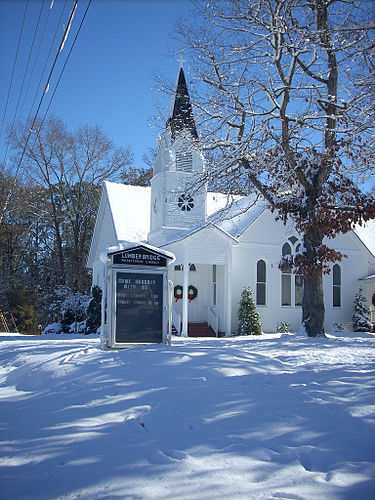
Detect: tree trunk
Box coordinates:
(302, 275, 325, 337)
(302, 228, 325, 337)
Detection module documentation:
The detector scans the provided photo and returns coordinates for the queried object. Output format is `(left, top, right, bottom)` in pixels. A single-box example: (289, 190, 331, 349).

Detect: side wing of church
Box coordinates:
(87, 67, 375, 335)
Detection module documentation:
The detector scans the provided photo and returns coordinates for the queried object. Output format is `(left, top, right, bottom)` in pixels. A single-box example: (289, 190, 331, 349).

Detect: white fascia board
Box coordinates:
(160, 222, 239, 247)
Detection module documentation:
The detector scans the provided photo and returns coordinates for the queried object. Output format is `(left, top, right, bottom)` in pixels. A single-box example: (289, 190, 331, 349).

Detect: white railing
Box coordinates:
(172, 308, 181, 336)
(208, 306, 219, 337)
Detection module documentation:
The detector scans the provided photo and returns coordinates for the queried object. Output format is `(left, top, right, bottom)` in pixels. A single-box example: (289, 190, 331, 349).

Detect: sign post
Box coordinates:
(103, 244, 174, 348)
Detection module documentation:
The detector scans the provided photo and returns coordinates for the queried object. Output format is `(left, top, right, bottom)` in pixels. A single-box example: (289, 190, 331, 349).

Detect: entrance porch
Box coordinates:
(165, 225, 237, 337)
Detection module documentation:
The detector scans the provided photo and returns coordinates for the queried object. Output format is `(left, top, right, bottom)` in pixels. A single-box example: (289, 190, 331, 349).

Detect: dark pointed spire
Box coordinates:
(166, 67, 198, 140)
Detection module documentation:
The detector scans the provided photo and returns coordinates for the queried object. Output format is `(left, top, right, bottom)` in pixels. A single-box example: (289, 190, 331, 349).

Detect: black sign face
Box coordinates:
(112, 246, 167, 267)
(115, 272, 163, 343)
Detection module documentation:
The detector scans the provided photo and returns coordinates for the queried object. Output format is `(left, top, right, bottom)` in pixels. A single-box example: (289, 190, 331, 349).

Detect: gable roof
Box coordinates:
(208, 193, 267, 238)
(105, 181, 150, 242)
(88, 182, 375, 267)
(353, 219, 375, 258)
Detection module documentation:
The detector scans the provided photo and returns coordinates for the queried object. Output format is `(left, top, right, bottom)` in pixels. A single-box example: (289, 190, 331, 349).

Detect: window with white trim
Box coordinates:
(212, 264, 217, 306)
(281, 239, 304, 307)
(333, 264, 341, 307)
(281, 243, 292, 306)
(256, 260, 266, 306)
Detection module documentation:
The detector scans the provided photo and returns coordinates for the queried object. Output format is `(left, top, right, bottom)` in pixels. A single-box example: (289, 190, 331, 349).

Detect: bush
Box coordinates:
(86, 285, 102, 333)
(44, 322, 63, 335)
(61, 292, 90, 333)
(277, 321, 290, 334)
(6, 286, 39, 334)
(352, 288, 371, 332)
(238, 287, 262, 335)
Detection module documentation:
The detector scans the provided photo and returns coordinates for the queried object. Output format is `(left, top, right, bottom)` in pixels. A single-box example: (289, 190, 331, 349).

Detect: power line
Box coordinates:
(25, 0, 69, 144)
(19, 0, 53, 121)
(1, 0, 46, 167)
(0, 0, 29, 147)
(39, 0, 93, 132)
(1, 0, 92, 225)
(11, 0, 79, 181)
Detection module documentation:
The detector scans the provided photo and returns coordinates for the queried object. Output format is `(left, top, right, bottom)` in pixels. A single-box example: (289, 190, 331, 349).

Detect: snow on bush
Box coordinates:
(237, 286, 262, 335)
(61, 292, 91, 334)
(352, 288, 371, 332)
(43, 322, 63, 335)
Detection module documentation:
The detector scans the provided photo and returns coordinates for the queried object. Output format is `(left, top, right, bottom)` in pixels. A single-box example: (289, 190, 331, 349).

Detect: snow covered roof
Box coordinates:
(359, 274, 375, 281)
(95, 182, 374, 260)
(208, 193, 267, 238)
(353, 219, 375, 257)
(105, 181, 150, 242)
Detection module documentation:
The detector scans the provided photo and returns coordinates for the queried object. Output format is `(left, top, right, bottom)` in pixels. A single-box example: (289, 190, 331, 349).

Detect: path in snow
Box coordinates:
(0, 332, 374, 499)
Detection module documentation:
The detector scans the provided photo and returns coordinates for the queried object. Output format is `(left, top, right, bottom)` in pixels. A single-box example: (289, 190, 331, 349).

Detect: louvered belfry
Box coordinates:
(166, 67, 198, 140)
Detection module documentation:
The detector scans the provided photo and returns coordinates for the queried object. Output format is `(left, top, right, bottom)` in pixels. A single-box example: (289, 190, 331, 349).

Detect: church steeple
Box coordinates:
(148, 63, 206, 247)
(166, 66, 198, 141)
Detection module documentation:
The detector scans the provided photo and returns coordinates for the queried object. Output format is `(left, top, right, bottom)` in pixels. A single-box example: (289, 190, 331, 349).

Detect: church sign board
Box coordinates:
(112, 247, 167, 267)
(104, 245, 174, 348)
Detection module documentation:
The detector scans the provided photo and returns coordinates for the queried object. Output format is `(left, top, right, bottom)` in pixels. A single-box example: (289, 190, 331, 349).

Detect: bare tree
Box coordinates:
(11, 116, 133, 292)
(174, 0, 375, 337)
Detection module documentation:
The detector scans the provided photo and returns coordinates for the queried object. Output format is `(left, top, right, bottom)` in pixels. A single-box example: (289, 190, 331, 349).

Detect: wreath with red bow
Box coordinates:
(174, 285, 198, 303)
(188, 285, 198, 303)
(174, 286, 183, 302)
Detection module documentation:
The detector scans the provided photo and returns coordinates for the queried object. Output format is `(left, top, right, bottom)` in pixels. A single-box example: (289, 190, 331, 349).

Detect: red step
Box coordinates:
(188, 323, 216, 337)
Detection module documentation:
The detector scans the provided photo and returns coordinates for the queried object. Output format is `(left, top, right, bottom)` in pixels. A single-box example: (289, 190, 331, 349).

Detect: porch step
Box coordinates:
(188, 323, 216, 337)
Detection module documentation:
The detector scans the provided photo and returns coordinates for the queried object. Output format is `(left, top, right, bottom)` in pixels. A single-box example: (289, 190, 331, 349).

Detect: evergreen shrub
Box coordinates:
(86, 285, 102, 333)
(238, 286, 262, 335)
(352, 288, 371, 332)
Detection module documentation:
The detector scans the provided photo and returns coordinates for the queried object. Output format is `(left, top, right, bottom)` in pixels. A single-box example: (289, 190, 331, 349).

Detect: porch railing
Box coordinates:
(208, 306, 219, 337)
(172, 308, 181, 336)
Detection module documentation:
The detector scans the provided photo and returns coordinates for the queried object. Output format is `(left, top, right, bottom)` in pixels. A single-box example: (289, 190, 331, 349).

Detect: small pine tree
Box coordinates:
(238, 286, 262, 335)
(86, 286, 102, 334)
(352, 288, 371, 332)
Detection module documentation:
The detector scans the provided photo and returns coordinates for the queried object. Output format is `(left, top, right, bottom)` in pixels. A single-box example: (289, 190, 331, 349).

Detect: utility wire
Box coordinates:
(19, 0, 52, 121)
(12, 0, 79, 181)
(39, 0, 93, 134)
(1, 0, 46, 167)
(0, 0, 29, 148)
(25, 0, 69, 145)
(1, 0, 83, 224)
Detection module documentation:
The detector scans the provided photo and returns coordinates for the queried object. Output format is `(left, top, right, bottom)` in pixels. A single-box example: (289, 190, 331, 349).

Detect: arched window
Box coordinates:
(281, 243, 292, 306)
(333, 264, 341, 307)
(256, 260, 266, 305)
(174, 263, 196, 271)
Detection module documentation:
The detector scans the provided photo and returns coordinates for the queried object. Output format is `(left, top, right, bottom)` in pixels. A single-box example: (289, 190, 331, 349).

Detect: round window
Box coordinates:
(178, 194, 194, 212)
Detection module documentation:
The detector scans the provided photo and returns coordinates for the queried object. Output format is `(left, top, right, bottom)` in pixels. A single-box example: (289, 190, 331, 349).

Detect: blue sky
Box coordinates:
(0, 0, 194, 171)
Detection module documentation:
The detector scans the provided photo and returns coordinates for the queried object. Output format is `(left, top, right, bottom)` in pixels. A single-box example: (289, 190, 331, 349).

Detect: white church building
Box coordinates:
(87, 67, 375, 336)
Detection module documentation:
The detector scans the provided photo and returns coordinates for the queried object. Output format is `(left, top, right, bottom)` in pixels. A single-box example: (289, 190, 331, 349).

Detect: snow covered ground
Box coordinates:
(0, 331, 374, 500)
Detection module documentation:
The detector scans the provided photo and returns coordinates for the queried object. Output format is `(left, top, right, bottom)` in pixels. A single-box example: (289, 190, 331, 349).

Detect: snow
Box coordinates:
(1, 331, 374, 499)
(354, 219, 375, 258)
(103, 181, 374, 255)
(105, 181, 151, 242)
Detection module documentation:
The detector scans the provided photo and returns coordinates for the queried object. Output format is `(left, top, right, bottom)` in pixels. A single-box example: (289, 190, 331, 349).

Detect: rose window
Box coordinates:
(178, 194, 194, 211)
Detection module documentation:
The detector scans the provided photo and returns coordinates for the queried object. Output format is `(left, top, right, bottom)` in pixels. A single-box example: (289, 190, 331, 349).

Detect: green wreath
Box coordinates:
(173, 285, 198, 302)
(188, 285, 198, 303)
(174, 285, 183, 302)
